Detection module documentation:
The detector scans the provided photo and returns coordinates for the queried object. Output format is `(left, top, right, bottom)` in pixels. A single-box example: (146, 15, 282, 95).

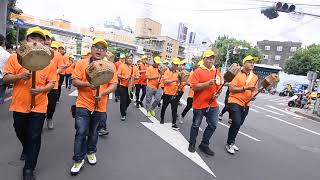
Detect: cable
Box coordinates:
(192, 7, 268, 12)
(247, 0, 320, 7)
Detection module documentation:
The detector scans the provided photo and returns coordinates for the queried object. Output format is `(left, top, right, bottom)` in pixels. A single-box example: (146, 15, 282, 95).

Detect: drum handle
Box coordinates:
(92, 86, 100, 114)
(245, 79, 260, 106)
(31, 71, 36, 109)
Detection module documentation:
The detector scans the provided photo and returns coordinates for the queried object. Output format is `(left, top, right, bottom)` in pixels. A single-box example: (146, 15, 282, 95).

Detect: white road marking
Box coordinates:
(266, 115, 320, 136)
(266, 105, 303, 118)
(180, 99, 260, 142)
(253, 105, 284, 116)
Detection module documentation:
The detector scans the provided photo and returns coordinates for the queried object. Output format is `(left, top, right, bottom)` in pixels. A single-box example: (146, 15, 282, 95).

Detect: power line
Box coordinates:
(192, 7, 268, 12)
(247, 0, 320, 7)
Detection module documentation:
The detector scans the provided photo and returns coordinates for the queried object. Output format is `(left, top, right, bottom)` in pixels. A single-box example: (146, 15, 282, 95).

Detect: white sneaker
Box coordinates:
(87, 153, 97, 165)
(232, 144, 239, 151)
(226, 144, 235, 155)
(70, 160, 84, 175)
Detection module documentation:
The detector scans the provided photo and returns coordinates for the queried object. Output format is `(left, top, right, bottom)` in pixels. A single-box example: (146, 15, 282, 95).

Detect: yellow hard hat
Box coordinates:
(153, 56, 161, 64)
(172, 57, 181, 65)
(51, 41, 59, 48)
(243, 55, 258, 64)
(202, 50, 215, 58)
(197, 60, 204, 66)
(26, 26, 46, 39)
(43, 29, 53, 39)
(92, 37, 108, 48)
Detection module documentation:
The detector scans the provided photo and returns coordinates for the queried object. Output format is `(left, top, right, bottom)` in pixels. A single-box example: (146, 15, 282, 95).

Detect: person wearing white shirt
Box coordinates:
(0, 34, 11, 104)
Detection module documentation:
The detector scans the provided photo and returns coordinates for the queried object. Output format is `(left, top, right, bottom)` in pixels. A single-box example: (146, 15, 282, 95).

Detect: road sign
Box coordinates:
(16, 19, 24, 27)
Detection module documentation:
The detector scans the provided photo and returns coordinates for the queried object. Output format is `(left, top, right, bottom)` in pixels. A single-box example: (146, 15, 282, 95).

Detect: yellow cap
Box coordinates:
(243, 55, 258, 64)
(58, 42, 65, 49)
(180, 59, 186, 65)
(197, 60, 204, 66)
(26, 26, 46, 39)
(51, 41, 59, 48)
(163, 59, 169, 64)
(141, 55, 148, 59)
(172, 57, 181, 65)
(69, 55, 74, 59)
(93, 37, 108, 48)
(202, 50, 215, 58)
(153, 56, 161, 64)
(43, 29, 53, 39)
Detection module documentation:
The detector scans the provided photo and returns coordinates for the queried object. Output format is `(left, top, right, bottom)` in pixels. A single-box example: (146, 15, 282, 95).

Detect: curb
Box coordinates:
(294, 111, 320, 123)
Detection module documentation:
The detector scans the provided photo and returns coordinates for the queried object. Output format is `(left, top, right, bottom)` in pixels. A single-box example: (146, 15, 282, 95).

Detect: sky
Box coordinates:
(16, 0, 320, 46)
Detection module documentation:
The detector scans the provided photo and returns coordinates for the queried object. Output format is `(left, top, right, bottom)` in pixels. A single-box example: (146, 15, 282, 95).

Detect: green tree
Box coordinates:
(5, 27, 27, 47)
(212, 35, 262, 68)
(284, 44, 320, 76)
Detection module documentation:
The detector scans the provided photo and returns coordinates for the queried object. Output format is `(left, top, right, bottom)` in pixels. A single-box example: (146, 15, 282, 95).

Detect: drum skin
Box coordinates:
(86, 60, 115, 87)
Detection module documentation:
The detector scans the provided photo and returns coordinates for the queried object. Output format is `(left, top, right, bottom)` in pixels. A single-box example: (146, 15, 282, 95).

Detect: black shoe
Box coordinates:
(199, 144, 215, 156)
(160, 120, 164, 124)
(188, 144, 196, 153)
(172, 124, 180, 130)
(139, 101, 144, 108)
(158, 103, 161, 107)
(115, 97, 119, 102)
(23, 169, 35, 180)
(20, 153, 26, 161)
(98, 129, 109, 136)
(136, 101, 140, 108)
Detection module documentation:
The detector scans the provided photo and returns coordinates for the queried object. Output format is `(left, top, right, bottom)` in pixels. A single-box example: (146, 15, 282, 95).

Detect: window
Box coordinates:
(277, 46, 283, 52)
(263, 55, 269, 60)
(273, 64, 280, 67)
(290, 47, 297, 52)
(275, 55, 281, 61)
(265, 46, 270, 51)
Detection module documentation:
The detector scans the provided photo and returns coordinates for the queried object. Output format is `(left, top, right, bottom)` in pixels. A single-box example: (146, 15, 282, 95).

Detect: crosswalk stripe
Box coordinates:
(266, 105, 303, 118)
(253, 105, 284, 116)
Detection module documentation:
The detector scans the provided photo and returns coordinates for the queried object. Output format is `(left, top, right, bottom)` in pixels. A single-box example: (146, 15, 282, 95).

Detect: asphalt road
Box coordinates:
(0, 86, 319, 180)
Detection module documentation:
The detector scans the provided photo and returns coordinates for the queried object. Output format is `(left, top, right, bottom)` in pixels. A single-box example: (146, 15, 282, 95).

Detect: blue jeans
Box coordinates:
(189, 107, 219, 146)
(227, 103, 249, 145)
(73, 107, 104, 161)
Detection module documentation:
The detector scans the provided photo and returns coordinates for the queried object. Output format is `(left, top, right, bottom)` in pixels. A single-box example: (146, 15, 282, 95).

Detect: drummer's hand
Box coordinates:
(246, 86, 257, 91)
(251, 97, 256, 101)
(30, 87, 43, 95)
(95, 95, 102, 102)
(208, 79, 215, 85)
(19, 72, 32, 80)
(85, 82, 96, 89)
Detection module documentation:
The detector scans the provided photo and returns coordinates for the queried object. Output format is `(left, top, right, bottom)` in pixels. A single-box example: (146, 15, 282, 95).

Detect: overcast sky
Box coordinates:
(16, 0, 320, 46)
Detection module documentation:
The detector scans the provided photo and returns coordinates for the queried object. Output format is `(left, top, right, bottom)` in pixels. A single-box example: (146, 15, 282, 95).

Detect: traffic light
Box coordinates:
(261, 2, 296, 19)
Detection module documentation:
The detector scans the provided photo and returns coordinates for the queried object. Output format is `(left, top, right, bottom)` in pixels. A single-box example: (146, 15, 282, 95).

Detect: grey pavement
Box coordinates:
(0, 86, 319, 180)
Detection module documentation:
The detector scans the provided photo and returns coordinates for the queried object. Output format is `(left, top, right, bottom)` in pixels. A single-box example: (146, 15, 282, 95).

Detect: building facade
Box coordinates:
(135, 18, 162, 37)
(257, 40, 302, 68)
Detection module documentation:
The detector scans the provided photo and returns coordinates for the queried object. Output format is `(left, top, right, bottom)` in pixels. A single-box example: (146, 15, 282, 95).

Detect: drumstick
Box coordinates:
(31, 71, 36, 109)
(92, 86, 100, 114)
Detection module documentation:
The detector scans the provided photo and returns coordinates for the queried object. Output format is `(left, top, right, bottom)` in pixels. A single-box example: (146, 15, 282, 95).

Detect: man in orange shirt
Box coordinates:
(70, 38, 117, 175)
(145, 56, 162, 117)
(135, 55, 148, 108)
(117, 54, 139, 120)
(188, 50, 223, 156)
(114, 54, 125, 102)
(157, 59, 169, 107)
(57, 42, 69, 102)
(3, 27, 56, 180)
(225, 55, 258, 155)
(65, 55, 75, 89)
(160, 57, 181, 130)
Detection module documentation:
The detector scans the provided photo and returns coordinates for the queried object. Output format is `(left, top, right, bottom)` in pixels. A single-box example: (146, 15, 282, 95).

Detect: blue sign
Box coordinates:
(16, 19, 25, 27)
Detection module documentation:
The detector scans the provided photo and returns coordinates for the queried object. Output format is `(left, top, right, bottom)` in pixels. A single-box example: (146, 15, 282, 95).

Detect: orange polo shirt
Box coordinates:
(117, 63, 139, 87)
(163, 69, 179, 96)
(137, 63, 148, 85)
(187, 71, 194, 98)
(66, 61, 75, 74)
(114, 61, 122, 70)
(228, 71, 258, 106)
(146, 66, 160, 90)
(60, 55, 69, 75)
(159, 67, 168, 88)
(190, 66, 223, 109)
(72, 59, 118, 112)
(4, 54, 57, 113)
(51, 51, 65, 89)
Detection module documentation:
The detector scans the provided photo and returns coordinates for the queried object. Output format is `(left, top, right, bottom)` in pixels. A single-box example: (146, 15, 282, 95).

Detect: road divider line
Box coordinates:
(253, 105, 284, 116)
(266, 105, 303, 118)
(266, 115, 320, 136)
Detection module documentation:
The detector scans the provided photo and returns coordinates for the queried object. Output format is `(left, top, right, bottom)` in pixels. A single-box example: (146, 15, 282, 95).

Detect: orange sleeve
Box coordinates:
(190, 70, 200, 88)
(145, 67, 151, 77)
(162, 70, 169, 80)
(72, 60, 84, 80)
(117, 64, 123, 76)
(108, 64, 118, 85)
(4, 54, 18, 75)
(134, 66, 140, 78)
(47, 63, 58, 82)
(230, 73, 240, 87)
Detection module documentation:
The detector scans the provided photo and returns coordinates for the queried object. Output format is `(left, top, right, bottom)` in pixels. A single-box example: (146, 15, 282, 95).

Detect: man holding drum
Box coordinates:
(3, 26, 57, 180)
(225, 55, 258, 155)
(70, 38, 117, 175)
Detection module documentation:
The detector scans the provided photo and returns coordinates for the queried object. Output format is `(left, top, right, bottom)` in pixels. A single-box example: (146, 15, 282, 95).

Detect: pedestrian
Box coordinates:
(176, 59, 187, 106)
(70, 38, 117, 175)
(114, 54, 125, 102)
(158, 59, 169, 107)
(179, 66, 195, 124)
(135, 55, 148, 108)
(3, 26, 57, 180)
(188, 50, 223, 156)
(0, 33, 11, 104)
(225, 55, 258, 155)
(218, 83, 232, 124)
(160, 57, 181, 130)
(117, 53, 139, 121)
(65, 55, 75, 89)
(56, 42, 69, 102)
(45, 38, 66, 130)
(145, 56, 162, 117)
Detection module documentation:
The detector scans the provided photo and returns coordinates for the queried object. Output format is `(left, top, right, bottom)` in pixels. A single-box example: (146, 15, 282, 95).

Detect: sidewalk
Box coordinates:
(287, 107, 320, 123)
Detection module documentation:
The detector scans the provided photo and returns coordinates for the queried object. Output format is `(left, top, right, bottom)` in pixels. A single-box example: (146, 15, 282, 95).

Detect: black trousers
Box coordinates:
(181, 97, 193, 118)
(57, 75, 65, 101)
(227, 103, 249, 145)
(115, 84, 120, 98)
(160, 94, 179, 124)
(135, 84, 146, 102)
(119, 85, 131, 116)
(13, 112, 45, 171)
(47, 89, 59, 119)
(65, 74, 72, 88)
